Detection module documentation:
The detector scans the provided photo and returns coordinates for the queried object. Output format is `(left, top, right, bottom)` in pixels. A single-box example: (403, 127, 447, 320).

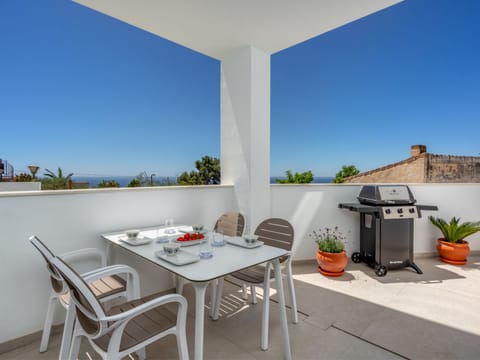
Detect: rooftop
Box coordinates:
(345, 145, 480, 183)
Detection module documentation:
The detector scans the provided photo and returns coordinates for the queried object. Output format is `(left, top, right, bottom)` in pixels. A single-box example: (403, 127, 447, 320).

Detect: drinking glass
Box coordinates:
(199, 236, 213, 259)
(156, 227, 169, 243)
(165, 218, 175, 234)
(212, 230, 225, 247)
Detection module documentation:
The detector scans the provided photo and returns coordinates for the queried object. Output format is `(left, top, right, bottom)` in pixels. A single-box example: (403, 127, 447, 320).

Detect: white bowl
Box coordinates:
(163, 243, 181, 256)
(192, 224, 204, 232)
(125, 229, 140, 239)
(244, 234, 259, 244)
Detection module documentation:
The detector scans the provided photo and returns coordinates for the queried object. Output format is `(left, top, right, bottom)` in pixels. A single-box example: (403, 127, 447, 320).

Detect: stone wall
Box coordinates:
(346, 156, 426, 183)
(427, 155, 480, 183)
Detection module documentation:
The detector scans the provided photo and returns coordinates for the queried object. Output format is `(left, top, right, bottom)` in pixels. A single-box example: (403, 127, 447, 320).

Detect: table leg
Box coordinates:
(105, 242, 113, 265)
(209, 279, 217, 319)
(192, 281, 209, 360)
(272, 258, 292, 360)
(211, 278, 224, 320)
(174, 275, 185, 294)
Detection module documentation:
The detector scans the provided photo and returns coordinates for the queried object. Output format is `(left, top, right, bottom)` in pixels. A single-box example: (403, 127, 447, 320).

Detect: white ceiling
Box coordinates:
(74, 0, 402, 60)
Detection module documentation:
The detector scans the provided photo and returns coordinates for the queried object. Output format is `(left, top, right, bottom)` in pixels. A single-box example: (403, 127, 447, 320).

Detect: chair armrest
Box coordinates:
(59, 248, 107, 267)
(83, 264, 140, 299)
(82, 264, 138, 282)
(105, 293, 187, 323)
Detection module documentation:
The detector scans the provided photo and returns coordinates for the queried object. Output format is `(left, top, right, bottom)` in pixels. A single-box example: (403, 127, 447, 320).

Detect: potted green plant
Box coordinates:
(311, 226, 348, 277)
(429, 216, 480, 265)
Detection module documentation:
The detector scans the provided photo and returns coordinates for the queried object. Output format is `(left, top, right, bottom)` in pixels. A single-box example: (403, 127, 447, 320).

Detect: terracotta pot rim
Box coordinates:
(437, 238, 469, 245)
(317, 249, 347, 255)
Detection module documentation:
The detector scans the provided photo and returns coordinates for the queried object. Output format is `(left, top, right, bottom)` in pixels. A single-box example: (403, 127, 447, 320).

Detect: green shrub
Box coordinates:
(15, 173, 33, 182)
(276, 170, 314, 184)
(128, 179, 141, 187)
(97, 180, 120, 188)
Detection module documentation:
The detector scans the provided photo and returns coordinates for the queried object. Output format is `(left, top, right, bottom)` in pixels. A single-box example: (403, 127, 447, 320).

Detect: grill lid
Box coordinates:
(357, 185, 416, 205)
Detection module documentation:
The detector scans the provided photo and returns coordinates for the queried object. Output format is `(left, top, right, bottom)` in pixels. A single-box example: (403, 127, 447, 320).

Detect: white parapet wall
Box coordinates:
(0, 182, 41, 191)
(270, 183, 480, 260)
(2, 182, 480, 344)
(0, 185, 235, 344)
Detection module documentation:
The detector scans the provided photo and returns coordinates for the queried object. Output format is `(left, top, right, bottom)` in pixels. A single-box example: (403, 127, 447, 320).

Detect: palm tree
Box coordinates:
(44, 167, 73, 180)
(42, 167, 74, 190)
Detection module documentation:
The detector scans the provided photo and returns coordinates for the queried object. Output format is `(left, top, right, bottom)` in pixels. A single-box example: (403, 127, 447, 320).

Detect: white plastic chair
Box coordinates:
(212, 218, 298, 350)
(53, 255, 189, 360)
(209, 212, 245, 319)
(29, 236, 140, 359)
(213, 212, 245, 237)
(174, 212, 245, 314)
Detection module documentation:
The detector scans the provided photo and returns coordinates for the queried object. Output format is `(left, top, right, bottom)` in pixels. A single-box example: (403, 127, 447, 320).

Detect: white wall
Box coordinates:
(271, 183, 480, 260)
(2, 183, 480, 344)
(0, 182, 41, 191)
(0, 186, 235, 343)
(221, 46, 271, 234)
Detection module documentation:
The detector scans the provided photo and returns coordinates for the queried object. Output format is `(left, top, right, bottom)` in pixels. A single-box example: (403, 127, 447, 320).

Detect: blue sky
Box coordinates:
(1, 0, 479, 178)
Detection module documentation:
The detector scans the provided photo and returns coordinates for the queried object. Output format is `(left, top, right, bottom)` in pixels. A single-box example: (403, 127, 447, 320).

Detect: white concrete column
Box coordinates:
(220, 46, 271, 233)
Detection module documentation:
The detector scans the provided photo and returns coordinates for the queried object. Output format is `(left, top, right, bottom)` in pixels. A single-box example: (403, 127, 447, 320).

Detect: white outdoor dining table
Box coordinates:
(101, 225, 292, 360)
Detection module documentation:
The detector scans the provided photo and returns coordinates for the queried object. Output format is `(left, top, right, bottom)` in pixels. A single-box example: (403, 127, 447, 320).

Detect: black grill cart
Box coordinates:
(339, 185, 438, 276)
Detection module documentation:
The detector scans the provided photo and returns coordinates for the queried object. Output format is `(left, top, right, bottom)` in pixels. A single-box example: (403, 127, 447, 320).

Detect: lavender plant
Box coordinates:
(311, 226, 346, 253)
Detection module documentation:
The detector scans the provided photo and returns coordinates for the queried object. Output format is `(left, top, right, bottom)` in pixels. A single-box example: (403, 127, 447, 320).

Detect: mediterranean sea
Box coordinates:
(72, 176, 334, 188)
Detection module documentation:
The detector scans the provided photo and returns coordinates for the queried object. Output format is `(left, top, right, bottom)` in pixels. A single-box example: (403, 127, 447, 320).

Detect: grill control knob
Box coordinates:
(385, 209, 391, 214)
(397, 208, 403, 214)
(409, 208, 415, 213)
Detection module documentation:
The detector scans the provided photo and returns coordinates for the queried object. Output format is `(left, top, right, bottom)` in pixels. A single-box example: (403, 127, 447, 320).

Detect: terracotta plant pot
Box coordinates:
(436, 238, 470, 265)
(316, 249, 348, 277)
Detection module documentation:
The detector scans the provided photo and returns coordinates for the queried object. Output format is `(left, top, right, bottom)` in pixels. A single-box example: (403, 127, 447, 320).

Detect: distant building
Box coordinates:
(0, 158, 14, 180)
(345, 145, 480, 183)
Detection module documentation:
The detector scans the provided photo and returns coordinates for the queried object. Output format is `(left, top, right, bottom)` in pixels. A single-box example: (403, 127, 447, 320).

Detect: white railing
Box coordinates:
(1, 183, 480, 344)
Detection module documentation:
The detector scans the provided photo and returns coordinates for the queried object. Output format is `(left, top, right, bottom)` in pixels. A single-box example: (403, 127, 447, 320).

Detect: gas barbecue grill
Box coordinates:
(339, 185, 438, 276)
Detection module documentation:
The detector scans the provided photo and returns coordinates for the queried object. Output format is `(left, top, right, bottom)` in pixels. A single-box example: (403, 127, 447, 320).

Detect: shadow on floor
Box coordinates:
(3, 257, 480, 360)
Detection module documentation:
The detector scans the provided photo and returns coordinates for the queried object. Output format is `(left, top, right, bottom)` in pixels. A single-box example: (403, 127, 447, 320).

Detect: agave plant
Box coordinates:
(429, 216, 480, 243)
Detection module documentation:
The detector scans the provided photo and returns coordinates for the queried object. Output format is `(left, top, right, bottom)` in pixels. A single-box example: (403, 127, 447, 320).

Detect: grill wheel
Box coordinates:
(375, 265, 387, 277)
(351, 252, 361, 263)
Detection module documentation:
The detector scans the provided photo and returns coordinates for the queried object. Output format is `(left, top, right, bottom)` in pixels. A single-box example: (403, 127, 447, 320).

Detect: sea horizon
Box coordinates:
(72, 175, 335, 188)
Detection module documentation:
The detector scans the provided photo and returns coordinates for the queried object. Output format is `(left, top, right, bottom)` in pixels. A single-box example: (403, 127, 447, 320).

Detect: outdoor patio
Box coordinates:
(2, 255, 479, 360)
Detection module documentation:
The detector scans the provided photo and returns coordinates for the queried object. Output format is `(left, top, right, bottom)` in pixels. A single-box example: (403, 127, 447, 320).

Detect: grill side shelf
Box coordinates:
(416, 204, 439, 218)
(417, 205, 439, 211)
(338, 203, 379, 213)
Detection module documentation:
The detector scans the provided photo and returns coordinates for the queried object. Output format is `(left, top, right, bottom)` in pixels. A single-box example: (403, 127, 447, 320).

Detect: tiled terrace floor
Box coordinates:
(2, 256, 480, 359)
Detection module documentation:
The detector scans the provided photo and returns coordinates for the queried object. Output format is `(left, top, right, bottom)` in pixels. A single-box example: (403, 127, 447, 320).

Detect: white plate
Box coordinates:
(174, 238, 207, 247)
(164, 228, 179, 235)
(156, 235, 170, 243)
(225, 236, 264, 249)
(119, 236, 153, 246)
(178, 229, 208, 234)
(154, 249, 200, 266)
